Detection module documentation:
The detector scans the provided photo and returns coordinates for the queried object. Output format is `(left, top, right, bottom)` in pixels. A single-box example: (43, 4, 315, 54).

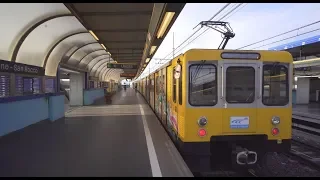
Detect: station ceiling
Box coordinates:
(65, 3, 185, 78)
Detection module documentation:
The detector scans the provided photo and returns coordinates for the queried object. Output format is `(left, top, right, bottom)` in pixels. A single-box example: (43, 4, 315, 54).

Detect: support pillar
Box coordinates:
(296, 77, 310, 104)
(69, 72, 84, 106)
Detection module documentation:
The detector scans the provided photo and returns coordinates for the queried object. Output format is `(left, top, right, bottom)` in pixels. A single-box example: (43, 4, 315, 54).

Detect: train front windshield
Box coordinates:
(189, 64, 217, 106)
(188, 62, 289, 107)
(262, 64, 289, 106)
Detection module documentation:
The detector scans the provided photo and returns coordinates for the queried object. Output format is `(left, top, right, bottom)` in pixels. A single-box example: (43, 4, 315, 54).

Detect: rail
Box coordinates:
(291, 112, 320, 171)
(292, 112, 320, 136)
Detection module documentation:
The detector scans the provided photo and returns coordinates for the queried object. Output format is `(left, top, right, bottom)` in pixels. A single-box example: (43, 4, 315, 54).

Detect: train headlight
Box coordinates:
(271, 116, 280, 125)
(198, 117, 207, 127)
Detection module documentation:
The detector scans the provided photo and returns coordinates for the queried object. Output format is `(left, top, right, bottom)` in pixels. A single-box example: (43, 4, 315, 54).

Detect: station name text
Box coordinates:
(0, 60, 44, 76)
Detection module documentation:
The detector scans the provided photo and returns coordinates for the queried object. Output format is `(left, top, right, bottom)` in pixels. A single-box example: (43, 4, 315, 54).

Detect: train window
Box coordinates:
(173, 68, 176, 103)
(226, 67, 255, 103)
(262, 64, 289, 106)
(189, 64, 217, 106)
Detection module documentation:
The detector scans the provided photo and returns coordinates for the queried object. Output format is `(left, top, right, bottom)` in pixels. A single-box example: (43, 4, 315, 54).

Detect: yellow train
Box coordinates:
(135, 49, 293, 173)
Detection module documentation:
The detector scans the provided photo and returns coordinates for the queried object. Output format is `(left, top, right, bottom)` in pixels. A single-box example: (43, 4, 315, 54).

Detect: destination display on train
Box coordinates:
(120, 73, 136, 77)
(0, 59, 45, 76)
(107, 63, 138, 69)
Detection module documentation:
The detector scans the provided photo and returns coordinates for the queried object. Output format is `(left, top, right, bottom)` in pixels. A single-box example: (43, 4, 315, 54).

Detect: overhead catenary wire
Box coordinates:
(251, 27, 320, 50)
(164, 3, 232, 60)
(170, 3, 244, 57)
(237, 20, 320, 50)
(137, 3, 244, 80)
(223, 3, 247, 21)
(136, 3, 232, 79)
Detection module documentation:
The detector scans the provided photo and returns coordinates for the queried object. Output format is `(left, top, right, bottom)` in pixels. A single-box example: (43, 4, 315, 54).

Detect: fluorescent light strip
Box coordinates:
(89, 30, 99, 41)
(101, 44, 106, 50)
(157, 12, 175, 39)
(150, 46, 157, 55)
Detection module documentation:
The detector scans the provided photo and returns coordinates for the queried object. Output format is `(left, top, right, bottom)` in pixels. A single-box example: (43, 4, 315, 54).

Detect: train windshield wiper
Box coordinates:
(192, 60, 206, 83)
(270, 62, 280, 76)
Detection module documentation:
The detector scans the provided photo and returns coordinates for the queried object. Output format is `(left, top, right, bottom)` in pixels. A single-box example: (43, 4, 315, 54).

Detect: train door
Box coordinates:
(167, 65, 179, 138)
(222, 62, 259, 133)
(143, 78, 145, 97)
(176, 61, 185, 139)
(150, 74, 155, 110)
(155, 72, 160, 117)
(161, 68, 167, 125)
(147, 76, 151, 103)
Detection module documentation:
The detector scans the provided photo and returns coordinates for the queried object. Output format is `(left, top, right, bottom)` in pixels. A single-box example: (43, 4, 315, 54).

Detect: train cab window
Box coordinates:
(226, 67, 255, 103)
(189, 64, 217, 106)
(262, 64, 289, 106)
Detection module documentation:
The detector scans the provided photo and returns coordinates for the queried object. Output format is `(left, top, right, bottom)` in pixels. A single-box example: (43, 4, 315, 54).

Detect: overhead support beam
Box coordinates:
(108, 48, 143, 51)
(77, 49, 107, 66)
(294, 57, 320, 68)
(63, 42, 100, 64)
(111, 54, 142, 57)
(11, 14, 73, 62)
(111, 52, 143, 55)
(104, 69, 113, 80)
(106, 69, 118, 80)
(60, 62, 87, 73)
(114, 59, 141, 62)
(43, 31, 89, 69)
(89, 29, 147, 33)
(88, 59, 109, 73)
(88, 55, 111, 72)
(91, 60, 112, 75)
(99, 64, 114, 80)
(101, 40, 146, 43)
(79, 11, 152, 16)
(137, 3, 185, 78)
(101, 66, 111, 80)
(100, 64, 111, 77)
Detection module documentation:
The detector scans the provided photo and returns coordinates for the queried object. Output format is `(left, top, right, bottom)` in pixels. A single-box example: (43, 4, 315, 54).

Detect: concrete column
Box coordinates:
(69, 73, 84, 106)
(84, 72, 88, 89)
(296, 77, 310, 104)
(56, 65, 61, 92)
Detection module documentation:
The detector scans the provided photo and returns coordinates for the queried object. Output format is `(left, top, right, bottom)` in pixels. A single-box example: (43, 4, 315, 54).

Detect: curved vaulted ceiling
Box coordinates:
(0, 3, 185, 82)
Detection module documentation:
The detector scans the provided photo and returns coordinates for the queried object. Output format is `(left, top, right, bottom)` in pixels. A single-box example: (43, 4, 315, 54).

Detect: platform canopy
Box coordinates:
(0, 3, 184, 82)
(65, 3, 185, 80)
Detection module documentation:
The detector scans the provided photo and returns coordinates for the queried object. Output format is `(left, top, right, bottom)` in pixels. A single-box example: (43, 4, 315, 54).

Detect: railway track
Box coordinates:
(290, 114, 320, 171)
(285, 139, 320, 171)
(196, 168, 258, 177)
(292, 114, 320, 136)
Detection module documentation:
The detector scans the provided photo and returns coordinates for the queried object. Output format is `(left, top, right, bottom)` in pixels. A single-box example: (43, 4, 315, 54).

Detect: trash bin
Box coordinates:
(105, 93, 112, 103)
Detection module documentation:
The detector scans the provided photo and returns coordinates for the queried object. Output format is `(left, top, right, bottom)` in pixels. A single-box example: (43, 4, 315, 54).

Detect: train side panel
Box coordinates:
(177, 55, 186, 140)
(150, 73, 155, 111)
(154, 71, 160, 117)
(161, 68, 167, 125)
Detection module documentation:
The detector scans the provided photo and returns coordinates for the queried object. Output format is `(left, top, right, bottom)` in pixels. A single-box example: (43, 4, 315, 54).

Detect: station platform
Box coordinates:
(0, 88, 193, 177)
(293, 103, 320, 119)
